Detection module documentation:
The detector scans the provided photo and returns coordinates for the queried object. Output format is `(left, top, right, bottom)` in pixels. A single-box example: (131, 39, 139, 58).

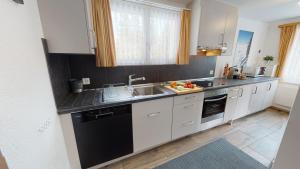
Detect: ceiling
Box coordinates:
(219, 0, 300, 22)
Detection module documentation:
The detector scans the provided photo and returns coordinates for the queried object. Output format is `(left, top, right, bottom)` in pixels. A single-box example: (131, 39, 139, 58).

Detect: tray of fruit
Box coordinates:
(165, 81, 203, 94)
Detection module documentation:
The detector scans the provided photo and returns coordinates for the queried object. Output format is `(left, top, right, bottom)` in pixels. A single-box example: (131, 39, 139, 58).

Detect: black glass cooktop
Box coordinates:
(192, 80, 214, 88)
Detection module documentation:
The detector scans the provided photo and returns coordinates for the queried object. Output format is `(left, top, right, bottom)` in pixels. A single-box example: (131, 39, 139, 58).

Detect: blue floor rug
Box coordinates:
(156, 139, 268, 169)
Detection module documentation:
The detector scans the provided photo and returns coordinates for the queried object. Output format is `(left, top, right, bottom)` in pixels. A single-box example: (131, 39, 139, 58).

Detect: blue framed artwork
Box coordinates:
(233, 30, 254, 67)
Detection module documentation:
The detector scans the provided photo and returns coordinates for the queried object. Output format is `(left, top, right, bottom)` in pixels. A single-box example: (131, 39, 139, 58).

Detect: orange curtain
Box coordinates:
(91, 0, 116, 67)
(276, 25, 297, 77)
(177, 10, 191, 65)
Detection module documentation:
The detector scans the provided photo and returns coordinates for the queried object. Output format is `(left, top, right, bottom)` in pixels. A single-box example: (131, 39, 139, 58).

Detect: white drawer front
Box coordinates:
(172, 101, 203, 140)
(132, 98, 173, 152)
(174, 93, 204, 105)
(228, 87, 240, 98)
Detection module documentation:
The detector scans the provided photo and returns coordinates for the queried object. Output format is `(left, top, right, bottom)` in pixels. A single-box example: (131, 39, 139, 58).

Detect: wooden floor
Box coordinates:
(100, 109, 289, 169)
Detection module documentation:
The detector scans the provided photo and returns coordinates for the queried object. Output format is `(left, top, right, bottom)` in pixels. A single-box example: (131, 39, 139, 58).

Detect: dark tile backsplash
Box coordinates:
(68, 54, 217, 89)
(46, 53, 71, 105)
(46, 53, 217, 105)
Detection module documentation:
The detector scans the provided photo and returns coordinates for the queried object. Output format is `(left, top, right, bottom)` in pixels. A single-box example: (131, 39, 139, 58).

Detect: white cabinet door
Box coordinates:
(172, 93, 204, 140)
(222, 5, 239, 56)
(224, 87, 239, 122)
(198, 0, 225, 50)
(248, 83, 265, 114)
(188, 0, 201, 55)
(233, 85, 252, 120)
(38, 0, 94, 54)
(132, 98, 173, 152)
(198, 0, 238, 56)
(263, 80, 279, 109)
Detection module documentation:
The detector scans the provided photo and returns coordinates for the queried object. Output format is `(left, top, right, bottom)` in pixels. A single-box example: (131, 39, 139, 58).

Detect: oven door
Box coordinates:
(202, 94, 227, 123)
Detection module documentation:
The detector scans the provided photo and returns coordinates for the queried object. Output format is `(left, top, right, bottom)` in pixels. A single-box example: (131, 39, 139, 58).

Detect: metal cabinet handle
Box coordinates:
(95, 112, 114, 118)
(184, 104, 195, 109)
(252, 86, 258, 94)
(147, 112, 160, 118)
(239, 88, 244, 97)
(182, 121, 195, 127)
(268, 83, 272, 91)
(205, 96, 227, 102)
(229, 96, 238, 99)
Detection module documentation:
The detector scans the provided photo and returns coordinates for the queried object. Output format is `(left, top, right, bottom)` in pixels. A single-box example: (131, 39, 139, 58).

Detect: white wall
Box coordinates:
(263, 17, 300, 61)
(264, 17, 300, 110)
(272, 89, 299, 169)
(215, 17, 269, 77)
(0, 1, 70, 169)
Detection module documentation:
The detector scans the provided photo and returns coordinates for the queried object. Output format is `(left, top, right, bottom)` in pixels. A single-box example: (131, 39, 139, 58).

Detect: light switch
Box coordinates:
(210, 70, 214, 75)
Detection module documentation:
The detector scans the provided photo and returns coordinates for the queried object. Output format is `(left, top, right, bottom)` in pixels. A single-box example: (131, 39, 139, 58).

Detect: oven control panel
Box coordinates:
(204, 88, 228, 98)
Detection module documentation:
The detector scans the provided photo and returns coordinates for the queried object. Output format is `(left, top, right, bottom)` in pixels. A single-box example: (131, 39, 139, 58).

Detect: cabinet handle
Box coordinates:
(95, 112, 114, 118)
(184, 104, 195, 109)
(182, 121, 195, 127)
(205, 96, 227, 102)
(239, 88, 244, 97)
(147, 112, 160, 118)
(185, 95, 196, 100)
(229, 96, 238, 99)
(252, 86, 258, 94)
(268, 83, 272, 91)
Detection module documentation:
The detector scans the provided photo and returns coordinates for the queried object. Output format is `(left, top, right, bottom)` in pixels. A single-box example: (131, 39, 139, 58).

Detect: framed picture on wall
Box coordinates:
(233, 30, 254, 67)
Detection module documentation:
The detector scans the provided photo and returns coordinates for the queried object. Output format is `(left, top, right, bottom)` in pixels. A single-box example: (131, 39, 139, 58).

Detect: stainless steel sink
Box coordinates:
(132, 85, 164, 97)
(103, 84, 167, 102)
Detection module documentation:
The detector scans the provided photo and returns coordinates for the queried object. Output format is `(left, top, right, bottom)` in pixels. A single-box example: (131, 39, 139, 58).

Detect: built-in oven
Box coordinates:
(202, 88, 228, 123)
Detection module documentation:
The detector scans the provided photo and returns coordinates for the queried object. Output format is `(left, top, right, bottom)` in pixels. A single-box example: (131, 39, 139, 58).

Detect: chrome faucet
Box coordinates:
(129, 74, 146, 86)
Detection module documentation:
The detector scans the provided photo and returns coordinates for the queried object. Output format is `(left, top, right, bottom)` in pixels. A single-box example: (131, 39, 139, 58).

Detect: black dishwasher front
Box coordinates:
(71, 104, 133, 169)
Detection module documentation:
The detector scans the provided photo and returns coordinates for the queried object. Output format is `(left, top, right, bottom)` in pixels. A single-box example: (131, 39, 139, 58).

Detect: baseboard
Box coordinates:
(270, 105, 290, 113)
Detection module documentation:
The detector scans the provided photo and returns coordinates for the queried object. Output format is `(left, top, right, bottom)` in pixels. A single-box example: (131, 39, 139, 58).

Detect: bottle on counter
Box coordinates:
(223, 64, 229, 78)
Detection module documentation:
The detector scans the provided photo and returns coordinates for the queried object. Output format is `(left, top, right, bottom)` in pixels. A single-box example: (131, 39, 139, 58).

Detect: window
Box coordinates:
(110, 0, 181, 66)
(281, 25, 300, 84)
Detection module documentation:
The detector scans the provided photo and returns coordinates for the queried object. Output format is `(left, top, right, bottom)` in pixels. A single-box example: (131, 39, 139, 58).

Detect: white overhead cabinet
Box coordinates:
(37, 0, 95, 54)
(132, 98, 173, 153)
(172, 93, 204, 140)
(197, 0, 238, 56)
(188, 0, 201, 55)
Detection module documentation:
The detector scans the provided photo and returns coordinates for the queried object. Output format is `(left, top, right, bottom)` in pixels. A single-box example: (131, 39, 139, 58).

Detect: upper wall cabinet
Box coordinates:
(197, 0, 238, 56)
(188, 0, 201, 55)
(37, 0, 95, 54)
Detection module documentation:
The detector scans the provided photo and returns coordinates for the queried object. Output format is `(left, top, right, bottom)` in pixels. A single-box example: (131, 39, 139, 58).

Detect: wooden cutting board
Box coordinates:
(165, 86, 203, 95)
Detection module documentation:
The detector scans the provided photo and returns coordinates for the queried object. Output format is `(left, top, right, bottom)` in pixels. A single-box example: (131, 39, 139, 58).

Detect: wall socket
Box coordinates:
(210, 70, 214, 75)
(82, 78, 91, 85)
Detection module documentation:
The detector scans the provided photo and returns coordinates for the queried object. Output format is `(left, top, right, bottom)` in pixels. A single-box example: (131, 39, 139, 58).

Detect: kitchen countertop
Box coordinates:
(57, 77, 278, 114)
(203, 77, 278, 91)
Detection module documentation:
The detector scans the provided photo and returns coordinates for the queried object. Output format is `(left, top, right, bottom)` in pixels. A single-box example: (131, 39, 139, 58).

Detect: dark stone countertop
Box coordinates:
(57, 76, 278, 114)
(57, 86, 176, 114)
(203, 77, 279, 91)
